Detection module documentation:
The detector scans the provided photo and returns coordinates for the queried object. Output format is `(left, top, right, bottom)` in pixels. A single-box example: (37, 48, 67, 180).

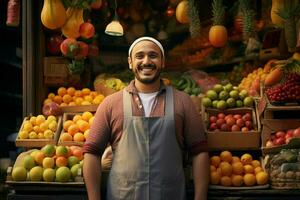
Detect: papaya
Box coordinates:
(41, 0, 67, 29)
(62, 8, 84, 38)
(264, 67, 283, 86)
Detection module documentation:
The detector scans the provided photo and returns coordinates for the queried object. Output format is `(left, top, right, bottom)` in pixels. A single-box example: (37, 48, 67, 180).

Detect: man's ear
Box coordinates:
(128, 57, 132, 69)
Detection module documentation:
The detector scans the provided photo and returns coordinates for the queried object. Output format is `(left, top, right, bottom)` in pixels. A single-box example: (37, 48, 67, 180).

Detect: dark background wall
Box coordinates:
(0, 0, 22, 158)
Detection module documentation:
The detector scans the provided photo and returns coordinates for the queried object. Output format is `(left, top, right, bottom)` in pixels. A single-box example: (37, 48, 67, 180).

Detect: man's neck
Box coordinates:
(134, 79, 161, 93)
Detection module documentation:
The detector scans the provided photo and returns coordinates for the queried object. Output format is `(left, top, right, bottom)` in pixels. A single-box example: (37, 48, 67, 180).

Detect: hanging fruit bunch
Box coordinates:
(175, 0, 189, 24)
(275, 1, 300, 52)
(41, 0, 100, 75)
(208, 0, 228, 48)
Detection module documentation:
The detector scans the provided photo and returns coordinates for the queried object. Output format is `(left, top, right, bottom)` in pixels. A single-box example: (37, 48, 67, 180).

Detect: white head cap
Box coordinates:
(128, 36, 164, 58)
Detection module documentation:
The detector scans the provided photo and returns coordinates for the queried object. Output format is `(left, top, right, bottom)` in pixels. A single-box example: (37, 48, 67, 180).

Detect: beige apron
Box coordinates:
(106, 87, 186, 200)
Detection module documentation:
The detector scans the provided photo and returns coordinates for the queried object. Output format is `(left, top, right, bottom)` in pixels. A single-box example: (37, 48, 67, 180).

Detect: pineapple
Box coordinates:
(188, 0, 201, 38)
(208, 0, 228, 48)
(212, 0, 225, 25)
(239, 0, 255, 41)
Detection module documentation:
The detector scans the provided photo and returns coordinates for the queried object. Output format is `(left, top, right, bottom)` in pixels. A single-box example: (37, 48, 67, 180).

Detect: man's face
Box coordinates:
(128, 40, 164, 84)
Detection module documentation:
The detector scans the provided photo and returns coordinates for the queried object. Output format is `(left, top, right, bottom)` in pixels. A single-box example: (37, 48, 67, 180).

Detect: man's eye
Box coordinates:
(149, 54, 158, 58)
(135, 55, 143, 59)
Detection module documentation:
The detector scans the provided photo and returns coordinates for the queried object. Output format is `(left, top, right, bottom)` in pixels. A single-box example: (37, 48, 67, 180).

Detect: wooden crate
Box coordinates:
(59, 104, 99, 113)
(261, 119, 300, 154)
(57, 112, 94, 147)
(15, 116, 62, 148)
(202, 106, 261, 150)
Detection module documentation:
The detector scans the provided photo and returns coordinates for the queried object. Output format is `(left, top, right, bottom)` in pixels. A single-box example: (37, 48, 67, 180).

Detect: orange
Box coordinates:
(72, 148, 83, 160)
(243, 173, 256, 186)
(241, 153, 253, 165)
(74, 90, 83, 97)
(216, 167, 222, 176)
(210, 165, 217, 172)
(231, 156, 240, 164)
(67, 87, 76, 96)
(78, 120, 90, 132)
(84, 129, 90, 140)
(36, 115, 46, 126)
(254, 166, 263, 174)
(251, 160, 261, 168)
(81, 100, 91, 105)
(29, 116, 37, 126)
(220, 151, 232, 163)
(90, 91, 98, 98)
(43, 98, 52, 105)
(68, 124, 79, 136)
(47, 93, 55, 100)
(75, 97, 84, 105)
(232, 162, 244, 175)
(63, 120, 74, 131)
(73, 132, 85, 142)
(38, 132, 45, 139)
(60, 102, 68, 106)
(210, 156, 221, 168)
(53, 95, 63, 104)
(244, 164, 254, 174)
(82, 111, 93, 122)
(210, 171, 221, 185)
(34, 151, 45, 166)
(220, 176, 232, 187)
(231, 175, 243, 187)
(68, 102, 76, 106)
(84, 95, 93, 103)
(23, 122, 33, 132)
(59, 132, 73, 141)
(39, 122, 48, 132)
(220, 162, 232, 177)
(55, 156, 68, 167)
(57, 87, 67, 97)
(256, 171, 268, 185)
(89, 116, 95, 126)
(62, 94, 72, 104)
(72, 114, 82, 122)
(82, 88, 91, 96)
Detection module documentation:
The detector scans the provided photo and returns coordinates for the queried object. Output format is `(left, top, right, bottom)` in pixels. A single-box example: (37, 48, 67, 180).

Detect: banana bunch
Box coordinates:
(174, 75, 201, 96)
(104, 78, 126, 91)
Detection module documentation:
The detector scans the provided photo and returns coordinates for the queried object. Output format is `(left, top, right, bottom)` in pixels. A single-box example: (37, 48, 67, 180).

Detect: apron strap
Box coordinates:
(123, 89, 132, 117)
(123, 86, 174, 118)
(165, 86, 174, 119)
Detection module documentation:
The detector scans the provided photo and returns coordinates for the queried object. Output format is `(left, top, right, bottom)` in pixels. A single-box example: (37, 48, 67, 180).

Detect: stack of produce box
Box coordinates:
(202, 83, 269, 188)
(260, 56, 300, 189)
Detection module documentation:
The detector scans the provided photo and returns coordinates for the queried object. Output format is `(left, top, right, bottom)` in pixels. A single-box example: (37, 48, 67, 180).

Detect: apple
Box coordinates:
(231, 125, 240, 131)
(42, 102, 62, 116)
(218, 113, 226, 119)
(265, 140, 274, 147)
(285, 131, 294, 139)
(245, 121, 253, 129)
(275, 131, 286, 138)
(216, 118, 226, 128)
(242, 113, 251, 121)
(233, 114, 242, 120)
(220, 124, 229, 131)
(236, 119, 245, 128)
(210, 123, 217, 130)
(275, 137, 285, 145)
(225, 114, 233, 121)
(293, 128, 300, 137)
(285, 135, 293, 144)
(241, 127, 249, 132)
(209, 116, 217, 123)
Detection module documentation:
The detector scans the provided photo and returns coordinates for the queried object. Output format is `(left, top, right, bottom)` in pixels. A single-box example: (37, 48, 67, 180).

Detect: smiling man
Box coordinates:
(83, 37, 209, 200)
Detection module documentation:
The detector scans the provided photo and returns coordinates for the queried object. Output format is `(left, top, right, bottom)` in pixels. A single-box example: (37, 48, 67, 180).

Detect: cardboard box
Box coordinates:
(202, 107, 261, 150)
(15, 115, 62, 148)
(44, 57, 88, 87)
(59, 104, 99, 113)
(261, 119, 300, 154)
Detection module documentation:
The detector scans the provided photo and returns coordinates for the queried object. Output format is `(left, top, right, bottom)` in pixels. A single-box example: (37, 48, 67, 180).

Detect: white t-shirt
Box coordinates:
(138, 92, 158, 117)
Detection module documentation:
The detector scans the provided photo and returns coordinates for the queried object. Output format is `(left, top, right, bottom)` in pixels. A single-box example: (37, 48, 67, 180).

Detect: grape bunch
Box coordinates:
(265, 73, 300, 102)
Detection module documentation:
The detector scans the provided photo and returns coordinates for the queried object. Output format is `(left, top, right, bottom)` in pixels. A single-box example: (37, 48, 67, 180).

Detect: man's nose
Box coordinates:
(142, 55, 151, 64)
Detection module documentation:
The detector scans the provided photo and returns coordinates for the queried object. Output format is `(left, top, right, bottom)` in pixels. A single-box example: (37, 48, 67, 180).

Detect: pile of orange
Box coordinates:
(44, 87, 105, 107)
(59, 111, 94, 143)
(210, 151, 269, 187)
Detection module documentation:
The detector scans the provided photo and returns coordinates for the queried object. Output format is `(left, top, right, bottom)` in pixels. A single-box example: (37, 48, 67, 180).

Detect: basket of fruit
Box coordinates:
(209, 151, 269, 189)
(57, 111, 94, 147)
(15, 115, 62, 148)
(6, 145, 84, 185)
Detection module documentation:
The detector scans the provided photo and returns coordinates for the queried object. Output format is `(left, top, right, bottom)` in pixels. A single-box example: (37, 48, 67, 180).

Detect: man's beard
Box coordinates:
(133, 63, 161, 84)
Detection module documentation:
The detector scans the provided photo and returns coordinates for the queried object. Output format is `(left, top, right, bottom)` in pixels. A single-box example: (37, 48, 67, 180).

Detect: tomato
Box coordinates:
(47, 34, 64, 55)
(74, 41, 89, 60)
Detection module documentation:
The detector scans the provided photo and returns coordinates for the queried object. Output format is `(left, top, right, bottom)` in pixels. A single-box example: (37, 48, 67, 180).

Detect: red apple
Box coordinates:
(216, 118, 226, 128)
(285, 130, 294, 139)
(285, 135, 293, 144)
(275, 137, 285, 145)
(242, 113, 251, 121)
(233, 114, 242, 120)
(210, 123, 217, 130)
(293, 128, 300, 137)
(245, 121, 252, 129)
(42, 102, 62, 116)
(79, 22, 95, 39)
(209, 116, 218, 123)
(236, 119, 245, 128)
(226, 117, 236, 127)
(221, 124, 229, 131)
(218, 113, 226, 119)
(231, 125, 240, 132)
(275, 131, 286, 138)
(225, 114, 233, 121)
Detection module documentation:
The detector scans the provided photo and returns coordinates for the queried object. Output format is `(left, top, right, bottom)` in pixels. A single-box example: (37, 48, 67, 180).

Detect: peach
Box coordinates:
(79, 22, 95, 39)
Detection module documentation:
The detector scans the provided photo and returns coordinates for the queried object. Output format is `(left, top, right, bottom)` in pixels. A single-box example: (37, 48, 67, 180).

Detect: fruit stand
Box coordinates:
(1, 0, 300, 199)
